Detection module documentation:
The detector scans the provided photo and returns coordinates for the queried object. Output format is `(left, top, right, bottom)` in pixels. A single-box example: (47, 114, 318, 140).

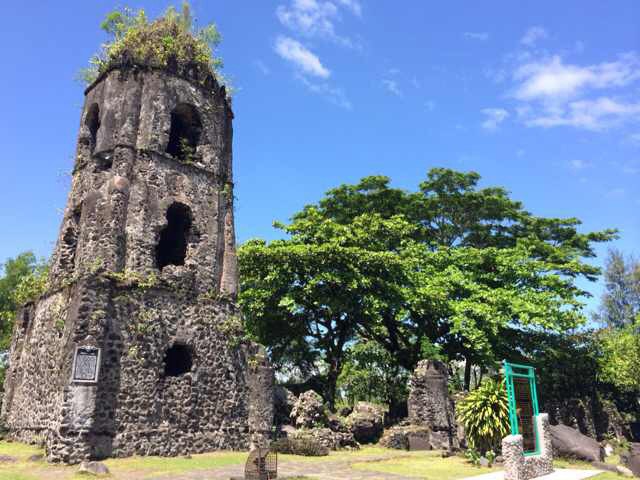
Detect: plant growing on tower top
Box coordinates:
(78, 2, 227, 91)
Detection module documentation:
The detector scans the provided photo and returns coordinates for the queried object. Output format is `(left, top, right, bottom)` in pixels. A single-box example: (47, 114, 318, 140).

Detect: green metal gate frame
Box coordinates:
(503, 360, 540, 456)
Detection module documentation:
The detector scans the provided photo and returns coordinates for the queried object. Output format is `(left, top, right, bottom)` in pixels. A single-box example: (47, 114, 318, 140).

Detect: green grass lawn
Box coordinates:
(352, 449, 502, 480)
(0, 440, 629, 480)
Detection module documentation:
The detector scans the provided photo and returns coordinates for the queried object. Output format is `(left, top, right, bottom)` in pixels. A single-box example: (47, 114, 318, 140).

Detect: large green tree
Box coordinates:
(593, 249, 640, 394)
(0, 252, 43, 350)
(594, 249, 640, 328)
(0, 252, 48, 389)
(239, 168, 616, 405)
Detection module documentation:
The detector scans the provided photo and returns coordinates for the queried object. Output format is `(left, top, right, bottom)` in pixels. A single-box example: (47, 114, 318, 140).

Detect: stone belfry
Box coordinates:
(1, 54, 273, 461)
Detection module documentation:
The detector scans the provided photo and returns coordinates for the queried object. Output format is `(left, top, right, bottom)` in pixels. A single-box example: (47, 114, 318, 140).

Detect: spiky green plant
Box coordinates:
(457, 377, 510, 454)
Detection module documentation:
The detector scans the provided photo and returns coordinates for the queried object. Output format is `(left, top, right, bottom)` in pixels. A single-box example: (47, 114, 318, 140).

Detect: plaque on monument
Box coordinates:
(408, 434, 430, 451)
(72, 346, 101, 383)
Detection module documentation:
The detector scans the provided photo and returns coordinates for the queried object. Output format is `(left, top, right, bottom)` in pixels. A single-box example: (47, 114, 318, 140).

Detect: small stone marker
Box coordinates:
(408, 434, 430, 451)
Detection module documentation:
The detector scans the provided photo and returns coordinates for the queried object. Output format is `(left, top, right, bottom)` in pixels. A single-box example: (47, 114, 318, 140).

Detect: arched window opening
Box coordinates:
(85, 104, 101, 153)
(60, 206, 82, 272)
(21, 310, 30, 332)
(156, 202, 192, 270)
(95, 153, 113, 172)
(166, 104, 202, 161)
(163, 343, 193, 377)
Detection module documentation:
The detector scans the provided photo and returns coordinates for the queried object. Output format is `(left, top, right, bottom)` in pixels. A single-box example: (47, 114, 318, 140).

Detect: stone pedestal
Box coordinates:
(502, 413, 554, 480)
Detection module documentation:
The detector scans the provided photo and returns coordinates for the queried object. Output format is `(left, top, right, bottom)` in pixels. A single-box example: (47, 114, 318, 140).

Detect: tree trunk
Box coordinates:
(326, 357, 341, 411)
(464, 357, 472, 391)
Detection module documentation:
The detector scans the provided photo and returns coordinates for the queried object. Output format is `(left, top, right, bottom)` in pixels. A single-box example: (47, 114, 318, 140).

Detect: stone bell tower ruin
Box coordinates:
(1, 60, 273, 463)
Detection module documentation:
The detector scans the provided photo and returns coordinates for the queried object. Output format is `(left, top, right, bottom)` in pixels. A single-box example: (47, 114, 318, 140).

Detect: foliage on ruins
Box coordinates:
(79, 2, 226, 88)
(238, 168, 617, 405)
(456, 378, 509, 454)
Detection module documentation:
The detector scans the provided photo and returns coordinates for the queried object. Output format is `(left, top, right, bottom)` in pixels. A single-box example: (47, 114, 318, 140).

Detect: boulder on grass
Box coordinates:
(289, 427, 358, 451)
(274, 385, 297, 426)
(550, 424, 604, 462)
(347, 402, 385, 444)
(271, 436, 329, 456)
(621, 442, 640, 477)
(379, 425, 431, 450)
(78, 461, 110, 476)
(290, 390, 327, 429)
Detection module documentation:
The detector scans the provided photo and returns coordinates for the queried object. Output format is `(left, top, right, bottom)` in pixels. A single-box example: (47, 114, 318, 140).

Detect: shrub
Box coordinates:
(457, 378, 510, 454)
(79, 2, 227, 89)
(271, 437, 329, 457)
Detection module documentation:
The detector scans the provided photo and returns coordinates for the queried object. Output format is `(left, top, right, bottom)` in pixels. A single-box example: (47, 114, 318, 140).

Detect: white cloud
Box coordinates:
(276, 0, 359, 47)
(524, 97, 640, 131)
(274, 36, 330, 78)
(521, 26, 548, 47)
(297, 74, 352, 109)
(382, 79, 402, 97)
(503, 51, 640, 131)
(513, 53, 640, 101)
(481, 108, 509, 130)
(464, 32, 489, 41)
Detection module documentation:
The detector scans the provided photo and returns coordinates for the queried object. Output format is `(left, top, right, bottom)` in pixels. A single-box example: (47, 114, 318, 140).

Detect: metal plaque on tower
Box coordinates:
(72, 346, 101, 383)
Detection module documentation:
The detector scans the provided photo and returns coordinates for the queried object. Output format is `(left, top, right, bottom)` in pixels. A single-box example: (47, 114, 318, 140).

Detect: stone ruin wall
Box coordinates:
(407, 359, 459, 450)
(1, 67, 273, 463)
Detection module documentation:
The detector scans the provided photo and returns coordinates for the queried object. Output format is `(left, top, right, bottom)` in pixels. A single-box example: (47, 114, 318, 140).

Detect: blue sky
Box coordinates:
(1, 1, 639, 314)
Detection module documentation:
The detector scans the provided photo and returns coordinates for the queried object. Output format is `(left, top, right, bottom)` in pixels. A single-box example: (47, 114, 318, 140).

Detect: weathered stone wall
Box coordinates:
(1, 66, 272, 463)
(502, 414, 554, 480)
(407, 360, 459, 450)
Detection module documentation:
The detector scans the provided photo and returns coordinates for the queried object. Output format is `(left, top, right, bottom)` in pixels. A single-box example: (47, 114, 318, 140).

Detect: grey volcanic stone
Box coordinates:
(550, 424, 604, 462)
(291, 391, 327, 429)
(502, 414, 554, 480)
(379, 425, 431, 450)
(290, 427, 358, 451)
(274, 386, 297, 426)
(0, 65, 273, 464)
(407, 360, 459, 449)
(622, 442, 640, 477)
(346, 402, 385, 444)
(617, 465, 635, 477)
(78, 461, 110, 475)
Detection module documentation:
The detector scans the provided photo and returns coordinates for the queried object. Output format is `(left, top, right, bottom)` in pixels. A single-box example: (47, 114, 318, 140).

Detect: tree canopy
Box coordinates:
(239, 168, 616, 405)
